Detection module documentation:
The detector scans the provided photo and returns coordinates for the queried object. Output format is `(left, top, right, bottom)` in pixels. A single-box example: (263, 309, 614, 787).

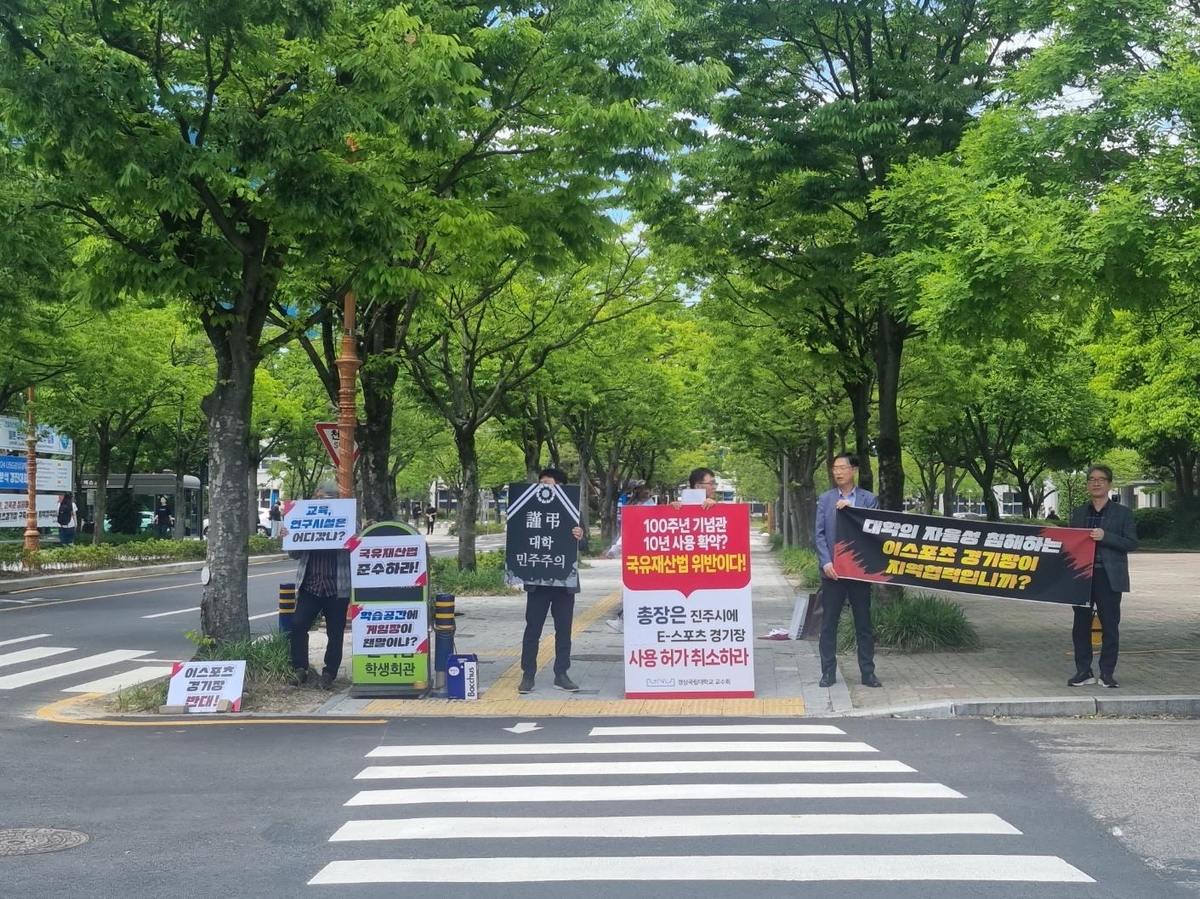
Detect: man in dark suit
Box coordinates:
(815, 453, 882, 689)
(1067, 464, 1138, 688)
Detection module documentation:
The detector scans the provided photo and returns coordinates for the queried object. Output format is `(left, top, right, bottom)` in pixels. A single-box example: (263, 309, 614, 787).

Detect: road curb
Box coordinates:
(830, 694, 1200, 719)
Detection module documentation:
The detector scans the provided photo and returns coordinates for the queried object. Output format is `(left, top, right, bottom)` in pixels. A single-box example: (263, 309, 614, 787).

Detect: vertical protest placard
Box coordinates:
(620, 504, 754, 699)
(503, 482, 581, 588)
(347, 524, 431, 698)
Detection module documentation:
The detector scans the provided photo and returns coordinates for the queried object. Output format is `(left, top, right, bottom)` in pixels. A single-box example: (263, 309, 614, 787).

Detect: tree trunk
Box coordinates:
(91, 431, 112, 546)
(359, 361, 397, 523)
(454, 426, 479, 571)
(942, 464, 957, 517)
(843, 377, 874, 491)
(576, 445, 592, 552)
(199, 353, 254, 643)
(874, 308, 905, 511)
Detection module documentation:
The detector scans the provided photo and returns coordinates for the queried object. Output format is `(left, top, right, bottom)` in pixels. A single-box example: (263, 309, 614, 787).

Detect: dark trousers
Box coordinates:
(1072, 567, 1121, 677)
(290, 587, 349, 676)
(819, 577, 876, 678)
(521, 586, 574, 676)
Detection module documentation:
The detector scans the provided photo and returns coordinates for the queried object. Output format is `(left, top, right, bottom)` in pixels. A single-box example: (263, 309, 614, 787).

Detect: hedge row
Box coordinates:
(0, 535, 282, 578)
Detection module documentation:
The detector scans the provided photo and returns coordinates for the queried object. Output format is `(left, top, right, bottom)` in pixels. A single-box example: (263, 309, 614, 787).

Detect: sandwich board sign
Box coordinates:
(348, 520, 430, 698)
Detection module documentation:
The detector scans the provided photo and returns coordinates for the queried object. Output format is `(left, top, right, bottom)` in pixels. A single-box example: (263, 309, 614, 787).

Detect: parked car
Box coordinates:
(202, 510, 272, 538)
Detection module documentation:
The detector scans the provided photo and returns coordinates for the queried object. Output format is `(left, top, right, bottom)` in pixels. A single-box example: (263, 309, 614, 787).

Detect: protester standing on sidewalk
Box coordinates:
(282, 482, 351, 690)
(268, 500, 282, 538)
(519, 467, 585, 694)
(425, 505, 437, 535)
(815, 453, 882, 689)
(1068, 464, 1137, 689)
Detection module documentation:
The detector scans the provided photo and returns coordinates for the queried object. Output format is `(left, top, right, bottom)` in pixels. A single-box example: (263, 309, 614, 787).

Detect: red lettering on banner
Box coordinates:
(621, 505, 752, 597)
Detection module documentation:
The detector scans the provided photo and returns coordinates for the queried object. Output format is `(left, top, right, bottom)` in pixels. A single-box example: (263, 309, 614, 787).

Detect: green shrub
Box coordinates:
(429, 549, 514, 594)
(106, 489, 142, 534)
(0, 534, 280, 579)
(779, 547, 820, 588)
(114, 631, 295, 712)
(837, 589, 980, 653)
(1133, 507, 1176, 540)
(190, 630, 294, 683)
(768, 532, 783, 550)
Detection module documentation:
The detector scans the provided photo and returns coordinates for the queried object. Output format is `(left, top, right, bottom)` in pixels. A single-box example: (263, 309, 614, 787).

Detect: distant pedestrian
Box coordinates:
(815, 453, 882, 689)
(154, 495, 172, 538)
(268, 500, 282, 538)
(57, 492, 78, 546)
(1067, 465, 1137, 689)
(606, 480, 656, 633)
(425, 505, 437, 535)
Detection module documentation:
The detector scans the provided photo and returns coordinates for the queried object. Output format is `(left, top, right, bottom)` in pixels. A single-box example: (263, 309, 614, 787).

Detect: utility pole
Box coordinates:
(335, 291, 360, 500)
(23, 387, 40, 553)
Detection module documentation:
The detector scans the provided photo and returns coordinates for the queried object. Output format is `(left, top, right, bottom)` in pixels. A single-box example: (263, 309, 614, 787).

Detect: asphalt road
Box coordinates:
(2, 715, 1196, 899)
(0, 535, 505, 712)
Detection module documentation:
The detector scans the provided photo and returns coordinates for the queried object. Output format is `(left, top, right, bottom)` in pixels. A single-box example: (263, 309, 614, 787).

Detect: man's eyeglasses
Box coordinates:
(831, 466, 853, 473)
(1087, 477, 1110, 484)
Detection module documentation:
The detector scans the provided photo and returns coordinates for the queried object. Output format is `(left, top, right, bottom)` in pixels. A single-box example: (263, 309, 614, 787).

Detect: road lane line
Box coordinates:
(331, 813, 1019, 841)
(62, 666, 176, 694)
(0, 647, 73, 668)
(248, 611, 277, 621)
(310, 855, 1092, 885)
(588, 725, 846, 736)
(346, 782, 964, 806)
(0, 650, 154, 690)
(355, 759, 915, 780)
(0, 633, 52, 647)
(141, 607, 198, 619)
(367, 740, 877, 758)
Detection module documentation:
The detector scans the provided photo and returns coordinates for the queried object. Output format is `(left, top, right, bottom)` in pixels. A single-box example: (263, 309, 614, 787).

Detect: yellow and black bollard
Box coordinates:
(278, 582, 297, 634)
(433, 593, 456, 690)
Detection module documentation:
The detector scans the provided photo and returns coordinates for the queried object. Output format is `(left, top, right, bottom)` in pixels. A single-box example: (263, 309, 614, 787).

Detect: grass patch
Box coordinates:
(837, 589, 981, 653)
(113, 631, 296, 712)
(778, 546, 820, 589)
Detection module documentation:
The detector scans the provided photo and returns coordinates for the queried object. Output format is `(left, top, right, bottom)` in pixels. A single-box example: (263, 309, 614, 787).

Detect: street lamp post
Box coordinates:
(24, 387, 40, 553)
(335, 291, 360, 500)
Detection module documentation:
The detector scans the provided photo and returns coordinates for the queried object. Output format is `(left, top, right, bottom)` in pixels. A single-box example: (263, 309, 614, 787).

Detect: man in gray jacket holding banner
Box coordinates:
(815, 453, 882, 689)
(1067, 464, 1137, 689)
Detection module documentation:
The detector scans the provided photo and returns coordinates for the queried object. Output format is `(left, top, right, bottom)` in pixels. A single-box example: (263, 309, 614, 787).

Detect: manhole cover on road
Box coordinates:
(0, 828, 90, 857)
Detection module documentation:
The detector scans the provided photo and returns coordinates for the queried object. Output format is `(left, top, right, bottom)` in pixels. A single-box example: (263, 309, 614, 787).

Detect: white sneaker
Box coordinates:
(606, 618, 623, 633)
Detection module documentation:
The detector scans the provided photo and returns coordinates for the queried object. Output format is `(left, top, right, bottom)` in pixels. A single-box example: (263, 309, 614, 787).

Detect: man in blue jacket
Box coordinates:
(815, 453, 881, 689)
(1067, 464, 1138, 688)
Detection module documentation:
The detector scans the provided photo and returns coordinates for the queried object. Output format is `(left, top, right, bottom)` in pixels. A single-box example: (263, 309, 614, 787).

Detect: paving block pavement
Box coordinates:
(318, 533, 1200, 719)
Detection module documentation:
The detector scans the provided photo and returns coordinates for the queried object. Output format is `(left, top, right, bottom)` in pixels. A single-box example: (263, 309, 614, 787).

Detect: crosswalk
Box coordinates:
(0, 633, 171, 693)
(308, 723, 1095, 890)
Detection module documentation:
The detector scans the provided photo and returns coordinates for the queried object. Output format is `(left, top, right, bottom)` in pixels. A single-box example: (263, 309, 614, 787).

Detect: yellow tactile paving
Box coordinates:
(358, 697, 805, 717)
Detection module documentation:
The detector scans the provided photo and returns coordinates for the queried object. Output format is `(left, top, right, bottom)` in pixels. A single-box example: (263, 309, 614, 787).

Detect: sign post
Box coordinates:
(315, 422, 361, 470)
(348, 520, 432, 699)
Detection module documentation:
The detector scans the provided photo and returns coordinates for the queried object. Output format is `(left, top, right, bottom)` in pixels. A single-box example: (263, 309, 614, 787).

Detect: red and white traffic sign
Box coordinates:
(315, 422, 361, 467)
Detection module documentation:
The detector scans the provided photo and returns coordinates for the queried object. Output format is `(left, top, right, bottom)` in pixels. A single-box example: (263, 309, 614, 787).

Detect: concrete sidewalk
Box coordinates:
(320, 536, 1200, 719)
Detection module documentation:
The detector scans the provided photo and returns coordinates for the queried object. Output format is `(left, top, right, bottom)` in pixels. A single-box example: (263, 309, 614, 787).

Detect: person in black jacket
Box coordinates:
(1067, 464, 1138, 689)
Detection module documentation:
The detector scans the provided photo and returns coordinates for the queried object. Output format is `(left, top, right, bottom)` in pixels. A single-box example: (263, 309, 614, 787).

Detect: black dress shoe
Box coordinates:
(861, 674, 883, 688)
(818, 673, 836, 688)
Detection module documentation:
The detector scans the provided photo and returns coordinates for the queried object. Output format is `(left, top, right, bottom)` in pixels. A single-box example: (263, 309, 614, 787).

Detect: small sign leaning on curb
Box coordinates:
(166, 661, 247, 713)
